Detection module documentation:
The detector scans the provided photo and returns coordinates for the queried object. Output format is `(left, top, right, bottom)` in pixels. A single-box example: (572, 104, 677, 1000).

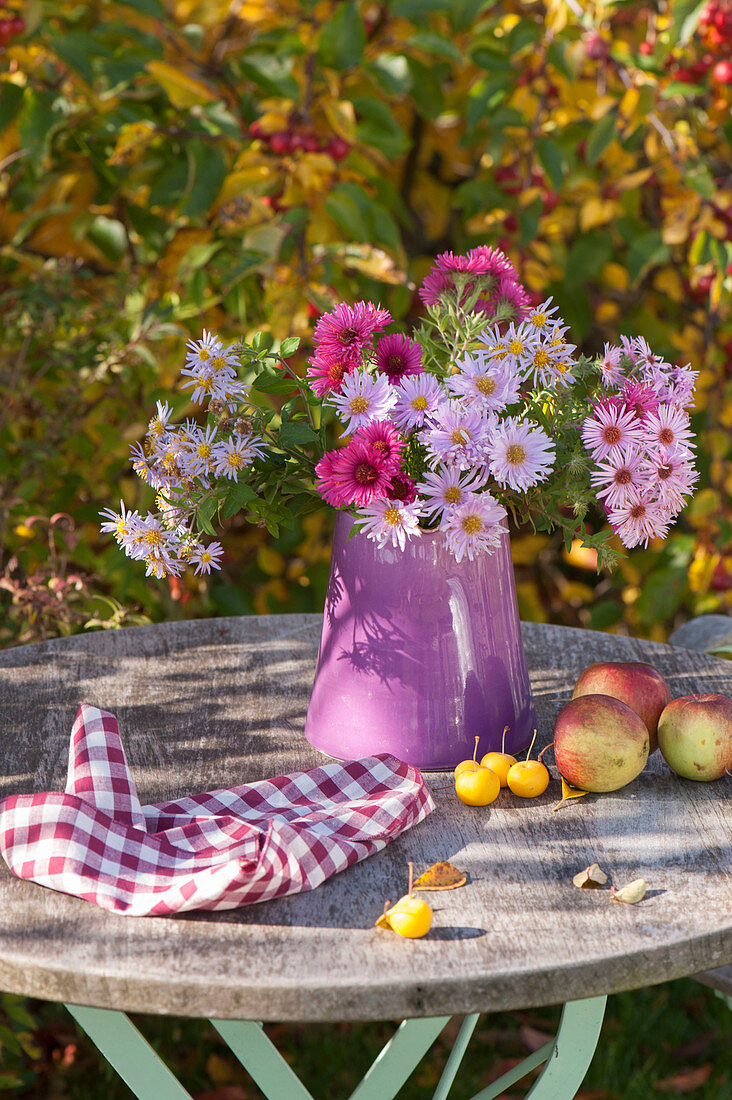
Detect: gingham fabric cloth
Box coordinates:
(0, 704, 434, 917)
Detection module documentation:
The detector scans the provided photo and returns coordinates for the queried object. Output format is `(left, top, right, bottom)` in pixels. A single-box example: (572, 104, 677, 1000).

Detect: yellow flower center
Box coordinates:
(349, 395, 370, 414)
(475, 375, 497, 395)
(227, 452, 244, 468)
(411, 395, 428, 411)
(211, 355, 226, 372)
(444, 486, 462, 504)
(143, 529, 163, 548)
(197, 374, 214, 390)
(149, 418, 165, 437)
(533, 349, 550, 368)
(197, 348, 210, 362)
(555, 361, 568, 373)
(506, 443, 527, 466)
(508, 338, 524, 355)
(450, 427, 468, 445)
(383, 506, 401, 527)
(461, 514, 483, 536)
(531, 311, 546, 327)
(201, 552, 212, 563)
(197, 443, 211, 458)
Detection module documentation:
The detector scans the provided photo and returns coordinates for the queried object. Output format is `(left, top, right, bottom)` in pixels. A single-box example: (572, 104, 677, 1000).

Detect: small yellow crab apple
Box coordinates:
(506, 731, 550, 798)
(480, 726, 516, 787)
(376, 863, 433, 939)
(454, 737, 501, 806)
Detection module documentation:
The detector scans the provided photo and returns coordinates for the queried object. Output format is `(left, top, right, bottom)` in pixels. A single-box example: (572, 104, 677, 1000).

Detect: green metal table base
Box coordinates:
(64, 995, 606, 1100)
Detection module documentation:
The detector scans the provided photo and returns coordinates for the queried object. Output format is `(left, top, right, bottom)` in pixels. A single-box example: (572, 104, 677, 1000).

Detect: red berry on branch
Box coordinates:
(269, 131, 293, 155)
(639, 41, 653, 56)
(325, 136, 350, 160)
(504, 213, 519, 233)
(713, 58, 732, 83)
(248, 120, 264, 139)
(582, 31, 609, 61)
(302, 133, 320, 153)
(11, 15, 24, 34)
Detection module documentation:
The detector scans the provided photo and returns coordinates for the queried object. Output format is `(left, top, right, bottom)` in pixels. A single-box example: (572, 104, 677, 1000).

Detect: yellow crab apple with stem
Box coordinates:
(376, 862, 433, 939)
(506, 731, 551, 797)
(454, 736, 501, 806)
(480, 725, 516, 787)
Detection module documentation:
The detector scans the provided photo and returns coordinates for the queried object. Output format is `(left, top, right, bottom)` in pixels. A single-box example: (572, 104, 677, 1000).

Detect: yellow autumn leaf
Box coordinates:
(146, 62, 219, 108)
(413, 861, 467, 891)
(661, 193, 701, 246)
(580, 197, 618, 232)
(553, 777, 588, 812)
(601, 262, 630, 291)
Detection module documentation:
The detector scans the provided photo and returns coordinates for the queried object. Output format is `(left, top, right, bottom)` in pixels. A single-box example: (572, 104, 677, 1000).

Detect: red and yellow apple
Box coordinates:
(572, 661, 671, 752)
(657, 694, 732, 781)
(554, 694, 650, 792)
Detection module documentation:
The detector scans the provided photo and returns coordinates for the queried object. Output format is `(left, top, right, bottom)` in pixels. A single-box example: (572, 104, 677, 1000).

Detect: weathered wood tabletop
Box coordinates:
(0, 615, 729, 1022)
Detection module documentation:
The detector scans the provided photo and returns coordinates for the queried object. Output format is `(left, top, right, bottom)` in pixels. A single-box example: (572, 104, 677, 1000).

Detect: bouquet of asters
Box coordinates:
(101, 246, 698, 577)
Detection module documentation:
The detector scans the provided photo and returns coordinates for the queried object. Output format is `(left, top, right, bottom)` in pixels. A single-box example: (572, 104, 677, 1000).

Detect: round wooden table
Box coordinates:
(0, 616, 730, 1100)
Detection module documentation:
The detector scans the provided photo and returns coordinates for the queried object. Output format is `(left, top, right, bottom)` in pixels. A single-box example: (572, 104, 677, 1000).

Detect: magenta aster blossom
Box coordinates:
(313, 301, 391, 364)
(388, 472, 418, 503)
(582, 403, 646, 463)
(620, 381, 660, 421)
(488, 417, 555, 491)
(485, 275, 531, 322)
(353, 420, 405, 469)
(329, 441, 395, 507)
(374, 333, 423, 383)
(315, 451, 349, 508)
(608, 488, 671, 549)
(590, 447, 652, 511)
(306, 351, 357, 396)
(643, 405, 695, 452)
(357, 498, 423, 551)
(418, 246, 517, 312)
(442, 493, 507, 562)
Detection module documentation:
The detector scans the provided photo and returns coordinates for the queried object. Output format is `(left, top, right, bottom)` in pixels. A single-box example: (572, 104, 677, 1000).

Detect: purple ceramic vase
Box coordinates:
(304, 513, 536, 770)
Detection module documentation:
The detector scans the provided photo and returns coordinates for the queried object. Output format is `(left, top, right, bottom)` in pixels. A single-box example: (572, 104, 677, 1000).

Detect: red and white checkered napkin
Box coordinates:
(0, 704, 434, 917)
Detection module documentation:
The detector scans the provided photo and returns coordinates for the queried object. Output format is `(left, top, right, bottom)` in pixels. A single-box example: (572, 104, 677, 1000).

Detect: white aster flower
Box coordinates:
(147, 400, 173, 440)
(524, 296, 561, 337)
(129, 441, 166, 490)
(180, 424, 219, 479)
(357, 498, 423, 551)
(189, 540, 225, 575)
(446, 352, 521, 411)
(212, 434, 265, 481)
(423, 400, 492, 470)
(391, 372, 442, 430)
(480, 320, 540, 370)
(184, 329, 223, 368)
(416, 466, 488, 527)
(99, 500, 141, 544)
(329, 370, 396, 434)
(442, 493, 507, 562)
(488, 417, 555, 490)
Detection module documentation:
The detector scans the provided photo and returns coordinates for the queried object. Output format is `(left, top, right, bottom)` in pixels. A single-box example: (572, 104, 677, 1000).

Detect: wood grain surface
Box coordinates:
(0, 615, 729, 1022)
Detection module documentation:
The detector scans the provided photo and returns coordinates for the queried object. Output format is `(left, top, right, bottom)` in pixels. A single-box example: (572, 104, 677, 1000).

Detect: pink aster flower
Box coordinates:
(442, 493, 507, 562)
(329, 370, 396, 434)
(357, 498, 423, 551)
(581, 404, 646, 463)
(391, 373, 442, 430)
(620, 381, 660, 421)
(608, 488, 671, 549)
(313, 301, 391, 364)
(590, 448, 652, 511)
(599, 344, 624, 388)
(488, 417, 555, 490)
(388, 472, 418, 503)
(328, 441, 395, 507)
(424, 401, 492, 470)
(642, 405, 696, 452)
(353, 420, 405, 470)
(374, 333, 423, 383)
(649, 445, 699, 512)
(306, 351, 357, 396)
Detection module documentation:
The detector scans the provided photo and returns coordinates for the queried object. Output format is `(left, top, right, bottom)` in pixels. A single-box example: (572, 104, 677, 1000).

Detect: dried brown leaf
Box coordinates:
(611, 878, 647, 904)
(413, 861, 467, 891)
(573, 863, 609, 889)
(654, 1063, 712, 1093)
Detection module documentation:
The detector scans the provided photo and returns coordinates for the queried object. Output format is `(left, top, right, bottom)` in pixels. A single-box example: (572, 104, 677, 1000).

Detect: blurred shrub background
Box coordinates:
(1, 0, 731, 646)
